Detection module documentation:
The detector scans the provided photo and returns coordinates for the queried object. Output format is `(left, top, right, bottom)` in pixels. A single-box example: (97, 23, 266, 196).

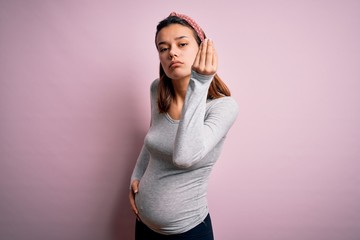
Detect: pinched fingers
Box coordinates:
(192, 39, 218, 76)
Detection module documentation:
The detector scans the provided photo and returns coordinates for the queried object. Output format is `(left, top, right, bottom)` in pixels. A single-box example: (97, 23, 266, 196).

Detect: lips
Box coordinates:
(169, 60, 183, 68)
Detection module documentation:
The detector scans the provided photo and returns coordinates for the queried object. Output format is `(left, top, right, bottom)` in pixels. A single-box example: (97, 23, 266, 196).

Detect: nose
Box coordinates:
(169, 49, 178, 59)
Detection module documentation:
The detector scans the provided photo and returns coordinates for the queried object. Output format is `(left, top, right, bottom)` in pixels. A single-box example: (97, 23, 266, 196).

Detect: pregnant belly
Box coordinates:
(135, 181, 206, 233)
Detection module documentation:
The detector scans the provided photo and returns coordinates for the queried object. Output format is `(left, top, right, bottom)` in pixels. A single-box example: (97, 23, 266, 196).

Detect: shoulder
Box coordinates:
(149, 78, 159, 100)
(150, 78, 159, 93)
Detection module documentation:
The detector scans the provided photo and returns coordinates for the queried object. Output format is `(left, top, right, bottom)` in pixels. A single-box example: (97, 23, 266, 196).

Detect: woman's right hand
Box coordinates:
(129, 180, 140, 220)
(192, 38, 218, 76)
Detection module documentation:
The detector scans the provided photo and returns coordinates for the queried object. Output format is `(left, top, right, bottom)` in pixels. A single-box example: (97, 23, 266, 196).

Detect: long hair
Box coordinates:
(155, 16, 231, 113)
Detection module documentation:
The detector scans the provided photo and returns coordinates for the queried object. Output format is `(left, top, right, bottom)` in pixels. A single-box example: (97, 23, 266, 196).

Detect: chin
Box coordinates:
(166, 70, 191, 81)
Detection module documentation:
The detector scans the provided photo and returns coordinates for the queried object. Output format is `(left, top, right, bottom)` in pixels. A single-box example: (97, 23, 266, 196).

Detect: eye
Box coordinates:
(159, 47, 168, 53)
(179, 43, 188, 47)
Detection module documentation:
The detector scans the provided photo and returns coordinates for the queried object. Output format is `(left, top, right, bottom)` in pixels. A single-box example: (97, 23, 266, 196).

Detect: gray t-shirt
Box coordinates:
(130, 71, 239, 235)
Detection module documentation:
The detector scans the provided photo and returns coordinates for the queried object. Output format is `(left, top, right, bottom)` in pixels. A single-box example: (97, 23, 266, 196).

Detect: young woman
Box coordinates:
(129, 12, 239, 240)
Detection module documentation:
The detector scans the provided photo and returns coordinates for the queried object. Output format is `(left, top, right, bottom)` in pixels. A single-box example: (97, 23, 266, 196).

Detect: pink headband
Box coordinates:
(169, 12, 205, 42)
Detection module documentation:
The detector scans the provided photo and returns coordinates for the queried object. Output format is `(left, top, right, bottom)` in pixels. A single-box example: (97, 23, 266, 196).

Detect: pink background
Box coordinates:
(1, 1, 360, 239)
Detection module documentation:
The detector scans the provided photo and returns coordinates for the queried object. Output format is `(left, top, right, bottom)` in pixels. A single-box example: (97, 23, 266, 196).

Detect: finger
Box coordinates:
(212, 47, 218, 71)
(193, 42, 202, 68)
(205, 39, 214, 69)
(199, 39, 208, 70)
(131, 180, 139, 194)
(129, 191, 139, 215)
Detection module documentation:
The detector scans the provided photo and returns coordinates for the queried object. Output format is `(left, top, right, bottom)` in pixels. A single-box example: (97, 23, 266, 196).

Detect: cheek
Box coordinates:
(158, 56, 170, 74)
(159, 53, 168, 63)
(158, 55, 166, 67)
(190, 45, 199, 57)
(186, 49, 199, 64)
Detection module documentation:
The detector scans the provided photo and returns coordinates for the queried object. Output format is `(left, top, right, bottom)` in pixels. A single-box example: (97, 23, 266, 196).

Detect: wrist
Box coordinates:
(191, 70, 215, 82)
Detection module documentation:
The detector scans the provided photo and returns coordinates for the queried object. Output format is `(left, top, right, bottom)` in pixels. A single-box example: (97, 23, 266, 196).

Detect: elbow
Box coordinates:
(172, 149, 204, 169)
(173, 157, 201, 169)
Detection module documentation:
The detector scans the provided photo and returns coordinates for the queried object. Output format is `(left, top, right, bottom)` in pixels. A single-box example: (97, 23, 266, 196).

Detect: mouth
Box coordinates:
(169, 61, 183, 68)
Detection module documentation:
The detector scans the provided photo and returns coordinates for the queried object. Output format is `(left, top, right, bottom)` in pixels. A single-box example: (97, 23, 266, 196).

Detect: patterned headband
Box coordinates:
(169, 12, 205, 42)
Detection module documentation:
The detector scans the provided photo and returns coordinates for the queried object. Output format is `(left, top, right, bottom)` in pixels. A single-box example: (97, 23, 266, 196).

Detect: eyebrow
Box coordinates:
(157, 36, 189, 46)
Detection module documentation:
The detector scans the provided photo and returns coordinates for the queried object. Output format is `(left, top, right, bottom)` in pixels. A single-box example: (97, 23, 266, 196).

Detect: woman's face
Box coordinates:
(156, 24, 200, 81)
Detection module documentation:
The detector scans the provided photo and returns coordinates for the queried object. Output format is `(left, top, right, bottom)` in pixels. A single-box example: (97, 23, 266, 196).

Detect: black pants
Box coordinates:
(135, 214, 214, 240)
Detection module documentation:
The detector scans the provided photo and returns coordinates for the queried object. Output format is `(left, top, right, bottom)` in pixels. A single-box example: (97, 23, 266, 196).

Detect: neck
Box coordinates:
(171, 76, 190, 103)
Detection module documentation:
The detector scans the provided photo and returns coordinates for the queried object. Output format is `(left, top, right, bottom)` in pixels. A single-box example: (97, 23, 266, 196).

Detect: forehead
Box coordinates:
(156, 24, 196, 44)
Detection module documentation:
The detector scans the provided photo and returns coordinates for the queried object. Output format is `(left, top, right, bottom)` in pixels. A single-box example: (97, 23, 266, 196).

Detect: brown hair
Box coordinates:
(155, 15, 231, 113)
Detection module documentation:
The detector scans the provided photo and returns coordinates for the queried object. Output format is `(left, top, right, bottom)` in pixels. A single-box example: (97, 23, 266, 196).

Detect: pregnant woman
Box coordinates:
(129, 12, 239, 240)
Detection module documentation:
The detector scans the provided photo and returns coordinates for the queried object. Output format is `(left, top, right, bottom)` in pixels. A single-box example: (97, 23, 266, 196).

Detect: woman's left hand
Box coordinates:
(192, 38, 218, 76)
(129, 180, 140, 221)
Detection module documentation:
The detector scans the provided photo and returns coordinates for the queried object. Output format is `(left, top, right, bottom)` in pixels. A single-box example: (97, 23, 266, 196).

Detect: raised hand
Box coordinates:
(192, 38, 218, 76)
